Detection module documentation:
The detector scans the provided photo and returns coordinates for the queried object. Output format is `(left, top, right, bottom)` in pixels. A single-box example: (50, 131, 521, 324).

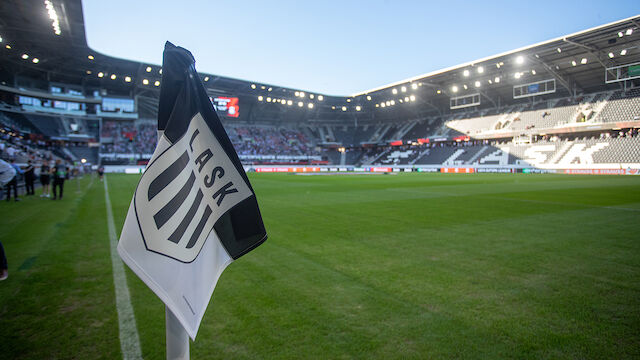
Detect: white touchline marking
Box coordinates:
(104, 175, 143, 359)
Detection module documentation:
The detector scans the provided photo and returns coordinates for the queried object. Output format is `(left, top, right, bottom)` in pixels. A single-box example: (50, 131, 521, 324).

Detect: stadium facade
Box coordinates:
(0, 0, 639, 174)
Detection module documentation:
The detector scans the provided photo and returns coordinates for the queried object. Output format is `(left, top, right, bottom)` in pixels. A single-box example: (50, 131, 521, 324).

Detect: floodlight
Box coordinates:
(474, 81, 481, 88)
(375, 104, 379, 107)
(436, 90, 442, 94)
(251, 84, 256, 89)
(557, 48, 562, 53)
(81, 158, 87, 164)
(392, 88, 398, 94)
(295, 91, 300, 97)
(411, 83, 418, 90)
(366, 95, 372, 100)
(86, 70, 92, 75)
(463, 84, 468, 89)
(477, 66, 484, 74)
(154, 80, 160, 86)
(110, 74, 116, 80)
(390, 100, 395, 105)
(404, 97, 409, 102)
(531, 69, 536, 75)
(463, 69, 470, 77)
(98, 72, 104, 78)
(580, 58, 587, 64)
(268, 87, 272, 91)
(409, 95, 416, 101)
(608, 52, 614, 58)
(142, 79, 149, 85)
(21, 54, 28, 59)
(620, 49, 627, 56)
(125, 76, 132, 82)
(146, 66, 152, 72)
(258, 96, 263, 101)
(5, 45, 11, 49)
(87, 55, 94, 60)
(386, 101, 391, 106)
(318, 95, 324, 101)
(380, 103, 386, 108)
(401, 86, 407, 92)
(494, 77, 500, 83)
(571, 60, 577, 66)
(341, 106, 347, 111)
(514, 72, 521, 79)
(299, 92, 305, 97)
(618, 31, 624, 37)
(310, 94, 315, 99)
(626, 28, 633, 36)
(159, 69, 162, 74)
(298, 101, 303, 107)
(451, 85, 458, 93)
(266, 97, 271, 102)
(32, 58, 39, 64)
(308, 103, 314, 109)
(203, 76, 209, 82)
(355, 106, 361, 111)
(516, 55, 524, 64)
(287, 100, 292, 106)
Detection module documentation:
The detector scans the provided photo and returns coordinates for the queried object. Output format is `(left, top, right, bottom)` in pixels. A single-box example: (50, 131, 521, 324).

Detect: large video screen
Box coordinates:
(210, 97, 239, 118)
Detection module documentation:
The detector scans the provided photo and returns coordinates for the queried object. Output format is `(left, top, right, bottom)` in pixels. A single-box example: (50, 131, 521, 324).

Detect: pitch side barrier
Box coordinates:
(105, 165, 640, 175)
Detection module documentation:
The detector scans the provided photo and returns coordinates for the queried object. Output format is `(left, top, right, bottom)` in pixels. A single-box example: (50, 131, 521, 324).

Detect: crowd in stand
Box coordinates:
(229, 127, 316, 156)
(100, 121, 156, 155)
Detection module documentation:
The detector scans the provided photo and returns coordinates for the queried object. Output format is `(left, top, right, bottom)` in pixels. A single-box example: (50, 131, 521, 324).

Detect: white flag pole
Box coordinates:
(166, 306, 189, 360)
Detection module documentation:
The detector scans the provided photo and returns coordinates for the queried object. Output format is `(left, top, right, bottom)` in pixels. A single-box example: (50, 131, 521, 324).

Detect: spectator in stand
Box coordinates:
(51, 159, 68, 200)
(23, 160, 35, 195)
(5, 159, 22, 202)
(40, 160, 51, 197)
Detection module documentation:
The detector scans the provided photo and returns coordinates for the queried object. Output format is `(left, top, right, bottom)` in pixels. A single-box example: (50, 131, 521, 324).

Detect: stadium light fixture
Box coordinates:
(258, 96, 263, 101)
(341, 106, 347, 111)
(268, 87, 272, 92)
(385, 101, 391, 106)
(463, 69, 470, 77)
(32, 58, 39, 64)
(571, 60, 577, 66)
(366, 95, 372, 101)
(295, 91, 300, 97)
(97, 72, 104, 78)
(557, 48, 562, 53)
(299, 91, 305, 98)
(392, 88, 398, 94)
(125, 76, 132, 82)
(0, 36, 2, 43)
(531, 69, 536, 75)
(411, 83, 418, 90)
(45, 0, 62, 36)
(86, 70, 92, 75)
(488, 79, 492, 84)
(310, 94, 315, 99)
(21, 54, 28, 59)
(5, 45, 11, 49)
(142, 79, 149, 85)
(251, 84, 256, 89)
(451, 85, 458, 93)
(266, 97, 271, 102)
(514, 72, 521, 79)
(608, 52, 614, 58)
(401, 86, 407, 92)
(318, 95, 324, 101)
(463, 84, 468, 90)
(409, 95, 416, 101)
(355, 105, 361, 111)
(477, 66, 484, 74)
(404, 96, 409, 102)
(474, 81, 481, 88)
(620, 49, 627, 56)
(375, 104, 379, 107)
(154, 80, 160, 86)
(380, 103, 386, 108)
(399, 99, 403, 103)
(580, 58, 587, 64)
(203, 76, 209, 82)
(81, 158, 86, 164)
(287, 100, 293, 106)
(626, 28, 633, 36)
(436, 90, 442, 94)
(346, 98, 351, 102)
(261, 86, 266, 89)
(496, 63, 501, 69)
(87, 55, 94, 60)
(146, 66, 152, 72)
(390, 100, 395, 106)
(494, 77, 500, 83)
(110, 74, 117, 80)
(516, 55, 524, 65)
(298, 101, 303, 107)
(618, 31, 624, 37)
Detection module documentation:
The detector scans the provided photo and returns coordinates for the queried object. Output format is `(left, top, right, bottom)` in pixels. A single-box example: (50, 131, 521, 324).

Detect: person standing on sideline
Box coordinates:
(5, 159, 23, 202)
(0, 159, 13, 280)
(40, 160, 51, 197)
(23, 160, 35, 195)
(51, 159, 67, 200)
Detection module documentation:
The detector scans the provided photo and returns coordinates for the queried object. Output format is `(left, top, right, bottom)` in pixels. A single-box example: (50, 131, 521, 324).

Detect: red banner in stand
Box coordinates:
(441, 167, 475, 173)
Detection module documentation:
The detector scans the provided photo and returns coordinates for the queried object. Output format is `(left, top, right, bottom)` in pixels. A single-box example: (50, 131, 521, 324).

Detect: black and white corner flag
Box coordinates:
(117, 42, 267, 339)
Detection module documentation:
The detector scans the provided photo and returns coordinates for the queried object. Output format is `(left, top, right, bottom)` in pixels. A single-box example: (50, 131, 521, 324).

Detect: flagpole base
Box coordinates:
(166, 306, 189, 360)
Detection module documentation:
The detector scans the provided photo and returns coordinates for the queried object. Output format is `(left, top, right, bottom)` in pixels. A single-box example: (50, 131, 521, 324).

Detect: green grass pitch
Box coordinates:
(1, 173, 639, 359)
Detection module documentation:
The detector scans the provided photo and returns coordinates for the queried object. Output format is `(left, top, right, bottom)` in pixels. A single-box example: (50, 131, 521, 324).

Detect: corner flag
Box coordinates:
(117, 42, 267, 339)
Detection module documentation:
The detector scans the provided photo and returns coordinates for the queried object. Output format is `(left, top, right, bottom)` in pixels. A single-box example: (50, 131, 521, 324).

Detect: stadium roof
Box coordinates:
(0, 0, 638, 122)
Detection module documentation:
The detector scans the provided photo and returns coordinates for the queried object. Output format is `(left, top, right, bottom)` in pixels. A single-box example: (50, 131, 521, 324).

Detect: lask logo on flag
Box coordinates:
(117, 42, 267, 340)
(135, 113, 252, 263)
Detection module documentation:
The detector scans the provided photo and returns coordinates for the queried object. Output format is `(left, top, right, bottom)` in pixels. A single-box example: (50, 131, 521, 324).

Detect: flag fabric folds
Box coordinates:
(117, 42, 267, 339)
